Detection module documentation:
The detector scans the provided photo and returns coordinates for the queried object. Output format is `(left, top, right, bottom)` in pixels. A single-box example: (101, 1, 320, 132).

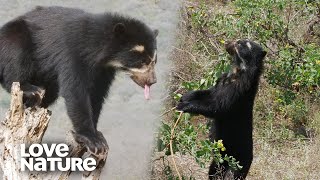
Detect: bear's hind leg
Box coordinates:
(233, 158, 252, 180)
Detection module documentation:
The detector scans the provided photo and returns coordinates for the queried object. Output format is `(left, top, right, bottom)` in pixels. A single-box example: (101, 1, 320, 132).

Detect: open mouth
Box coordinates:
(130, 75, 153, 100)
(126, 61, 156, 100)
(144, 84, 150, 100)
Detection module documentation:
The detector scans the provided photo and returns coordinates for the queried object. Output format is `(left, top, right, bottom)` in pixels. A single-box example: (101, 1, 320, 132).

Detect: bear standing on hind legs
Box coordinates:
(177, 39, 267, 179)
(0, 6, 158, 157)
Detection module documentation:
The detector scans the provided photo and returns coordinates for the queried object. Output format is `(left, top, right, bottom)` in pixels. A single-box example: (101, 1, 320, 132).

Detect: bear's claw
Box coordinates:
(72, 131, 108, 161)
(23, 86, 45, 108)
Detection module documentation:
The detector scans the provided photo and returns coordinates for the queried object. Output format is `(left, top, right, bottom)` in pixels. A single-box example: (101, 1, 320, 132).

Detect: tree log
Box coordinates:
(0, 82, 107, 180)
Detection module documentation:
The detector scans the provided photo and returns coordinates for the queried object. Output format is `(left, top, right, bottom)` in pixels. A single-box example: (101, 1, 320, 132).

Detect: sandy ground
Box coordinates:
(0, 0, 180, 179)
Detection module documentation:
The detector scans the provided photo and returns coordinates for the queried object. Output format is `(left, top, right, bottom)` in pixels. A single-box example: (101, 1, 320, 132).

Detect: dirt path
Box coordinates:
(0, 0, 180, 179)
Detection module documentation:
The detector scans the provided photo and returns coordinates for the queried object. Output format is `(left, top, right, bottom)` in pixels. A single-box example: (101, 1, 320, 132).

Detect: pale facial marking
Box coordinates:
(151, 50, 157, 62)
(108, 49, 157, 74)
(246, 41, 252, 50)
(129, 65, 149, 73)
(129, 51, 156, 74)
(131, 45, 145, 53)
(107, 61, 123, 68)
(235, 47, 247, 70)
(240, 63, 247, 70)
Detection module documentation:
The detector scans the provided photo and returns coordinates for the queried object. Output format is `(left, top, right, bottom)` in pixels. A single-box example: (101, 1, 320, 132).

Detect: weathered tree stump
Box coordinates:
(0, 82, 107, 180)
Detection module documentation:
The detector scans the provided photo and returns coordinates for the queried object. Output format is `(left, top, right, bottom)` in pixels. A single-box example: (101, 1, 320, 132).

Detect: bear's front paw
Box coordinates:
(177, 90, 211, 114)
(176, 101, 194, 113)
(179, 91, 197, 103)
(176, 91, 198, 113)
(72, 131, 108, 160)
(23, 87, 45, 108)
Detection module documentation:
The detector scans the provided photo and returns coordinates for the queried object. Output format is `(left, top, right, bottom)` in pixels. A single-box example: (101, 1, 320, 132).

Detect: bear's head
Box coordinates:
(105, 20, 158, 99)
(225, 39, 267, 70)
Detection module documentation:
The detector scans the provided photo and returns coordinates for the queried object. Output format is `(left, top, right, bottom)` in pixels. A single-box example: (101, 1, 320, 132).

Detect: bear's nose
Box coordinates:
(147, 75, 157, 86)
(225, 41, 236, 55)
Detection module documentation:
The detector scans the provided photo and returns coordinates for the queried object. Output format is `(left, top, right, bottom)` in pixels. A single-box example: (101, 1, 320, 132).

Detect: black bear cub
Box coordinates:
(177, 40, 267, 179)
(0, 6, 158, 157)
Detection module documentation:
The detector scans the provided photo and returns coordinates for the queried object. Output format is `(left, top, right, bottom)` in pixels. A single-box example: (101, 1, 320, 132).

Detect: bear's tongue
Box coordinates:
(144, 85, 150, 100)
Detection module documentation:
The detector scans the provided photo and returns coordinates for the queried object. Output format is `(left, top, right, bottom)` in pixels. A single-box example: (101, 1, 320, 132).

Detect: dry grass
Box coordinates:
(152, 152, 209, 180)
(250, 138, 320, 179)
(251, 81, 320, 179)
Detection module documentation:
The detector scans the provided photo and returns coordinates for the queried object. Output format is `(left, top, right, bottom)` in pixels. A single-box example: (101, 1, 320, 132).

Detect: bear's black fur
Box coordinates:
(0, 6, 158, 155)
(177, 39, 267, 179)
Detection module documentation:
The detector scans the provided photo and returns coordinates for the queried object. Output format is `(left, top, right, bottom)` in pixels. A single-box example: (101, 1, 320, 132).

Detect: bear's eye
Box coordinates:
(236, 41, 242, 47)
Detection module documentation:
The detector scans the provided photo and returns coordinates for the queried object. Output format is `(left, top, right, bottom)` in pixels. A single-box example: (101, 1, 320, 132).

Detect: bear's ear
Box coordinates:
(113, 23, 126, 35)
(153, 29, 159, 37)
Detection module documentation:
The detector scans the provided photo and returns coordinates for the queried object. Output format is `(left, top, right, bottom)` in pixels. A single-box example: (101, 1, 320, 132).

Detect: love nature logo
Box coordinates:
(20, 143, 96, 171)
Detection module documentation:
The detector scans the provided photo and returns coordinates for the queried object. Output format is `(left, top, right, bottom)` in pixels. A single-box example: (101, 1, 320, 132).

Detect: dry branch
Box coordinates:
(170, 111, 183, 180)
(0, 82, 107, 180)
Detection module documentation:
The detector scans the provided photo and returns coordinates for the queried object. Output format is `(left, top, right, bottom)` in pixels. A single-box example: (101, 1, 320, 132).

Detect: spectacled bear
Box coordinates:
(177, 40, 267, 179)
(0, 6, 158, 157)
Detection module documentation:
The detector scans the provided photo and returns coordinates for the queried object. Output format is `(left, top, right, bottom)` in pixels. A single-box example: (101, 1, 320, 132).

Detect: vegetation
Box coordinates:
(153, 0, 320, 179)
